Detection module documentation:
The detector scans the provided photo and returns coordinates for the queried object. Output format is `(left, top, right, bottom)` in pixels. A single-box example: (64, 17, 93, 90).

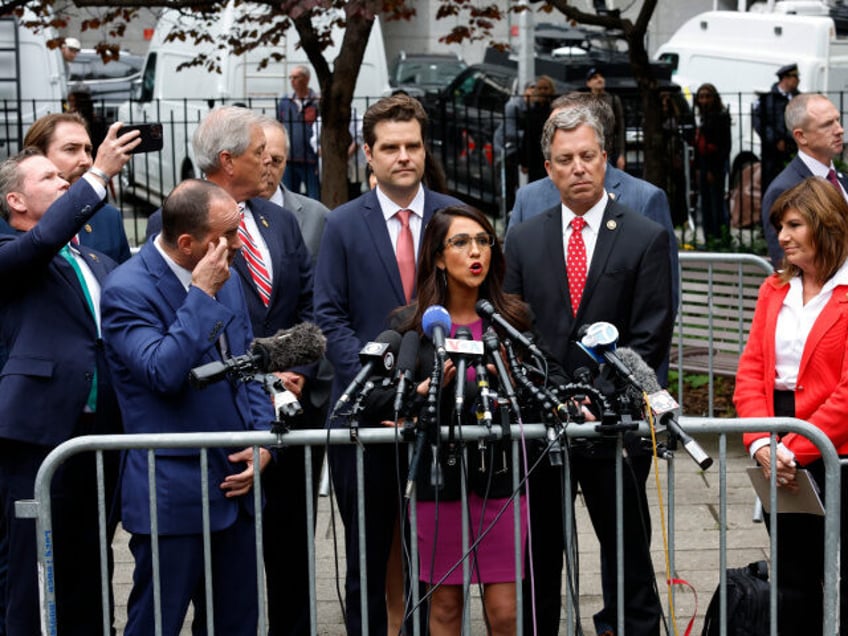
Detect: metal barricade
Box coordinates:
(17, 417, 841, 635)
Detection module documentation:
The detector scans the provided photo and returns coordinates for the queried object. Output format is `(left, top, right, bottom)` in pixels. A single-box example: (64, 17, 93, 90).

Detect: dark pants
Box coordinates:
(329, 442, 405, 636)
(263, 443, 325, 635)
(125, 510, 259, 636)
(764, 391, 848, 634)
(523, 440, 661, 636)
(284, 162, 320, 200)
(0, 439, 118, 636)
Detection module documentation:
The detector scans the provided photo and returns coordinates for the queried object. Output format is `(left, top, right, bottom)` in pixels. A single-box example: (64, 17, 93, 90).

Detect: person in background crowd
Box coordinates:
(259, 116, 329, 263)
(278, 65, 321, 200)
(66, 85, 108, 159)
(505, 107, 672, 636)
(0, 113, 131, 263)
(520, 75, 556, 182)
(735, 177, 848, 635)
(61, 37, 80, 63)
(754, 62, 801, 192)
(101, 179, 274, 635)
(0, 123, 139, 636)
(694, 83, 732, 244)
(494, 80, 533, 211)
(761, 93, 846, 264)
(585, 67, 626, 170)
(314, 93, 462, 635)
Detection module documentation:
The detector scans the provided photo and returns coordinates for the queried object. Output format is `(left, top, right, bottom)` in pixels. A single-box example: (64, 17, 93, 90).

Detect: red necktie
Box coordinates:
(827, 168, 841, 192)
(567, 216, 587, 316)
(238, 208, 272, 306)
(396, 209, 415, 302)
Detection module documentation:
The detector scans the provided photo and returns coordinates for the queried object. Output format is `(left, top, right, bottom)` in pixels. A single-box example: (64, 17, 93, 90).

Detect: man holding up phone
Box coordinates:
(0, 113, 133, 263)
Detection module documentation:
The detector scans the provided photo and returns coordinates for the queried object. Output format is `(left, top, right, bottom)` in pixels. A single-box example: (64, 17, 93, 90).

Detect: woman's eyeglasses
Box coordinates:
(444, 232, 495, 251)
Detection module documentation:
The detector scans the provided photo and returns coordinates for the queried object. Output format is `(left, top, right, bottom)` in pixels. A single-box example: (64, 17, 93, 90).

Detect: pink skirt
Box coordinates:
(414, 494, 527, 585)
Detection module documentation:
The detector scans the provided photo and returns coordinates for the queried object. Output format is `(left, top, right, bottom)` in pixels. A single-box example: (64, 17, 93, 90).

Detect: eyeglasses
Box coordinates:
(444, 232, 495, 251)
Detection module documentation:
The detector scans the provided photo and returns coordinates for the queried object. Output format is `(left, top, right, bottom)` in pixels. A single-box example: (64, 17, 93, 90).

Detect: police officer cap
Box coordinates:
(776, 63, 798, 78)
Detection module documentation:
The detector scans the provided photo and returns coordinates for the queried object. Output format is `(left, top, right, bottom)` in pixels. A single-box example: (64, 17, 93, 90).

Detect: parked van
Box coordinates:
(119, 2, 389, 205)
(0, 12, 66, 157)
(655, 7, 848, 179)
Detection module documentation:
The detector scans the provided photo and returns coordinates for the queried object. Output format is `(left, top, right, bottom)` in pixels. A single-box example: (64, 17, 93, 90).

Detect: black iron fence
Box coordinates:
(2, 92, 843, 253)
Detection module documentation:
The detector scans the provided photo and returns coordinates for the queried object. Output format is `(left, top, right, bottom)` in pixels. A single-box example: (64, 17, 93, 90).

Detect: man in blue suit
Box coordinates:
(507, 93, 679, 314)
(0, 113, 132, 263)
(314, 94, 462, 635)
(101, 179, 274, 635)
(145, 106, 324, 635)
(761, 93, 847, 264)
(0, 123, 138, 636)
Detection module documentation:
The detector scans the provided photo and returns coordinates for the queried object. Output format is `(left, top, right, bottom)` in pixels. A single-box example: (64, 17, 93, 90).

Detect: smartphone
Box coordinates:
(117, 123, 164, 154)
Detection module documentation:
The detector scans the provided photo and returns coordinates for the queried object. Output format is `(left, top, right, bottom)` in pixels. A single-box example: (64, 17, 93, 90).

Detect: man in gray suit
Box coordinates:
(761, 93, 846, 264)
(507, 93, 680, 311)
(260, 117, 329, 263)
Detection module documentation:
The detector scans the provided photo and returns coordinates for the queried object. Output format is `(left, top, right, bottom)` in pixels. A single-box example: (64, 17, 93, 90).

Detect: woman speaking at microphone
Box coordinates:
(734, 177, 848, 632)
(364, 205, 565, 634)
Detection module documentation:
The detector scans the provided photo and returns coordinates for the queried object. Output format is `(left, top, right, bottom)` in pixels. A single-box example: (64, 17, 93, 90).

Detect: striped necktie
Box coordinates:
(238, 205, 272, 306)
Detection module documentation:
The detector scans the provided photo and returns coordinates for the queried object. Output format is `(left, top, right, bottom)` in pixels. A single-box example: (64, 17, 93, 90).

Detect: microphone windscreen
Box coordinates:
(475, 298, 495, 319)
(397, 330, 420, 373)
(251, 322, 327, 372)
(615, 347, 661, 393)
(422, 305, 451, 341)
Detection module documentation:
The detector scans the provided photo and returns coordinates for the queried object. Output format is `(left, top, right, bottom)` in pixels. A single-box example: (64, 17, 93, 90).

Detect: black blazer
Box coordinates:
(504, 198, 674, 379)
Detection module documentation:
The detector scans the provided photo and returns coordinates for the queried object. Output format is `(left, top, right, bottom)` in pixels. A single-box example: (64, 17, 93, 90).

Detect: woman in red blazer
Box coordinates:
(735, 176, 848, 632)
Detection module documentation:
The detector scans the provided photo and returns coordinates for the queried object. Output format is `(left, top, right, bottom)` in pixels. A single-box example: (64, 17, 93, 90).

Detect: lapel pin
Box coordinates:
(260, 216, 269, 228)
(608, 192, 616, 200)
(88, 252, 99, 261)
(606, 219, 617, 230)
(84, 224, 93, 233)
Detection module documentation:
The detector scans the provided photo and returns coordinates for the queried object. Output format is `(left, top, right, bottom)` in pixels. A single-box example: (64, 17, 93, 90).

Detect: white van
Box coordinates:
(655, 7, 848, 177)
(119, 2, 389, 205)
(0, 13, 66, 157)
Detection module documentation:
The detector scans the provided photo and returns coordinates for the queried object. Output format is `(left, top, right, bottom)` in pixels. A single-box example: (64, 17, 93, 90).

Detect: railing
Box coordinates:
(17, 417, 841, 635)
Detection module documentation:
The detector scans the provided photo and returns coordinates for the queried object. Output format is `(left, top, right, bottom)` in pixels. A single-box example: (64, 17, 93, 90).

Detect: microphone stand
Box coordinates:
(406, 351, 444, 497)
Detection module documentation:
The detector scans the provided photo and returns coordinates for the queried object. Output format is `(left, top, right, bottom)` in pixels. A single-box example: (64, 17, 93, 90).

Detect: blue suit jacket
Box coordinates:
(761, 155, 848, 264)
(507, 169, 680, 309)
(0, 201, 131, 264)
(0, 179, 119, 446)
(314, 187, 461, 412)
(100, 241, 274, 535)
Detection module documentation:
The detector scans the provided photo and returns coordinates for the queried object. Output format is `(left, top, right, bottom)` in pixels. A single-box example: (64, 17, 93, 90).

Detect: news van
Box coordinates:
(0, 12, 66, 157)
(119, 1, 389, 205)
(655, 6, 848, 179)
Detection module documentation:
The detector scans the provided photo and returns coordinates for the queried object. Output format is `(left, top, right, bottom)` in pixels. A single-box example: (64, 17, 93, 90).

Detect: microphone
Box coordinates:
(576, 321, 639, 389)
(481, 327, 521, 416)
(332, 330, 402, 415)
(475, 299, 543, 359)
(422, 305, 451, 358)
(189, 321, 326, 388)
(447, 327, 484, 413)
(616, 347, 713, 470)
(393, 331, 420, 415)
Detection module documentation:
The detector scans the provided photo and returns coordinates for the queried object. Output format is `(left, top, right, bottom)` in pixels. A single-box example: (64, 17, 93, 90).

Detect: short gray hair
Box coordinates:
(192, 106, 261, 174)
(0, 148, 43, 220)
(541, 107, 605, 162)
(257, 115, 289, 156)
(785, 93, 832, 132)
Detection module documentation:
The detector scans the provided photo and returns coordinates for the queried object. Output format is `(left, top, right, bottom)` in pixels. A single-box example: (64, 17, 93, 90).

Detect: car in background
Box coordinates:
(388, 51, 467, 100)
(68, 49, 144, 117)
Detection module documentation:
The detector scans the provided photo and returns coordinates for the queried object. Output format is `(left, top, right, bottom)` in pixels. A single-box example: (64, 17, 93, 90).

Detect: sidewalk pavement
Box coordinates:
(110, 433, 768, 634)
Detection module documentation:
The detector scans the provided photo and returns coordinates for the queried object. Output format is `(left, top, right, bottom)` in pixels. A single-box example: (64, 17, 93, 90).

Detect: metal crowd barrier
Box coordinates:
(18, 417, 841, 635)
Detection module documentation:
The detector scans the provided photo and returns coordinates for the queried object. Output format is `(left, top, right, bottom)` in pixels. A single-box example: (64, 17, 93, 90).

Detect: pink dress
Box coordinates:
(414, 319, 528, 584)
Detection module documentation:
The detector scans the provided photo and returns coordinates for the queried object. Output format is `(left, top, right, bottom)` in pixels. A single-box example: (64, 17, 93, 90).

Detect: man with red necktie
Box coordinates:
(505, 106, 673, 636)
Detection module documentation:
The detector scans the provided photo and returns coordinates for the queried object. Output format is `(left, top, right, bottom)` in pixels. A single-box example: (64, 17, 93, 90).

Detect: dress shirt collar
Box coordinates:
(376, 184, 425, 222)
(269, 185, 284, 208)
(797, 150, 835, 179)
(560, 192, 608, 234)
(154, 234, 194, 291)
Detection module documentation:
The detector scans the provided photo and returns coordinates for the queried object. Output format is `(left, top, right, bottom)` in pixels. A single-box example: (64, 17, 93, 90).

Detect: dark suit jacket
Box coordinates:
(761, 155, 848, 264)
(0, 179, 119, 446)
(280, 185, 329, 264)
(100, 241, 274, 535)
(0, 201, 130, 264)
(504, 198, 674, 377)
(314, 187, 461, 411)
